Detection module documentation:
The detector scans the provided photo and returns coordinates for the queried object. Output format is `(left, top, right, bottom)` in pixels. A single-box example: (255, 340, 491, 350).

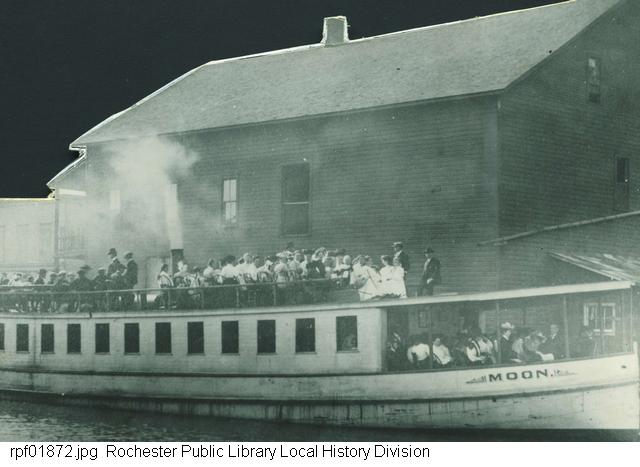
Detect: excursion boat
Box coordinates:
(0, 280, 638, 430)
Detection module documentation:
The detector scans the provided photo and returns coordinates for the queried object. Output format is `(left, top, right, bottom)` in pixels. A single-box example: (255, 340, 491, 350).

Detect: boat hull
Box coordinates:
(1, 353, 638, 429)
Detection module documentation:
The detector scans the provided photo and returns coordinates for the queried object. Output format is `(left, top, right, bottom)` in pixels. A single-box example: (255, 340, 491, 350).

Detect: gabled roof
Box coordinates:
(550, 252, 640, 282)
(72, 0, 621, 146)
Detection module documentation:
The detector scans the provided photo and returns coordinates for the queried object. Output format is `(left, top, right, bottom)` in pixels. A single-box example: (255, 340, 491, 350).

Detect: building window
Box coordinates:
(187, 321, 205, 354)
(0, 323, 5, 351)
(583, 303, 616, 336)
(222, 178, 238, 224)
(221, 321, 239, 354)
(155, 322, 172, 354)
(614, 157, 630, 212)
(587, 57, 601, 103)
(295, 318, 315, 353)
(67, 324, 81, 354)
(282, 163, 310, 235)
(41, 324, 54, 353)
(336, 316, 358, 351)
(95, 323, 110, 353)
(124, 323, 140, 354)
(16, 324, 29, 352)
(109, 190, 121, 213)
(257, 320, 276, 354)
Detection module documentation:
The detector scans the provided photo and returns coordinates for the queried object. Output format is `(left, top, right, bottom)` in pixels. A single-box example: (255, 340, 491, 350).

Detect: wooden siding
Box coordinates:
(498, 0, 640, 236)
(83, 97, 500, 293)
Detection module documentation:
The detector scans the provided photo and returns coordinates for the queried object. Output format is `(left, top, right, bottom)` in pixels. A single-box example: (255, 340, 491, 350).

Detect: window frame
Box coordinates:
(295, 318, 316, 353)
(41, 323, 55, 354)
(124, 323, 140, 355)
(187, 321, 205, 355)
(613, 156, 630, 212)
(67, 323, 81, 354)
(583, 302, 616, 336)
(222, 178, 238, 225)
(155, 322, 172, 354)
(281, 163, 311, 236)
(586, 55, 601, 104)
(257, 319, 276, 354)
(336, 316, 358, 352)
(95, 323, 110, 354)
(221, 320, 239, 355)
(16, 324, 29, 353)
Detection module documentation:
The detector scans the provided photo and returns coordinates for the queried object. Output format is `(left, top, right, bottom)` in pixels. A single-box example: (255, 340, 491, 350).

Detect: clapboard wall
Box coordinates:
(498, 0, 640, 237)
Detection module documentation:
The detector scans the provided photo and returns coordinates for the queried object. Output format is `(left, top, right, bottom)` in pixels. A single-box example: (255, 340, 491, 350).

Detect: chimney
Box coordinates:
(322, 16, 349, 46)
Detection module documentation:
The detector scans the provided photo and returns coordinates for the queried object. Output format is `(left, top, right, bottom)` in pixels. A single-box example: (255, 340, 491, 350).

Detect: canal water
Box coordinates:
(0, 399, 636, 441)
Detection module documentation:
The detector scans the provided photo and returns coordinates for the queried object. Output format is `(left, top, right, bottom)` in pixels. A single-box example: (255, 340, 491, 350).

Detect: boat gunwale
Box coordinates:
(0, 379, 637, 405)
(0, 351, 636, 379)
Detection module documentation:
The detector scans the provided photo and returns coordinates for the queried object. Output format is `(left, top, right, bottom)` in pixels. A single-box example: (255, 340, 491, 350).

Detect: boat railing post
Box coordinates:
(427, 305, 434, 369)
(136, 290, 142, 311)
(598, 300, 605, 355)
(562, 295, 571, 359)
(273, 283, 277, 306)
(495, 301, 501, 364)
(105, 291, 111, 312)
(235, 286, 240, 308)
(167, 289, 172, 311)
(199, 287, 205, 309)
(629, 288, 634, 353)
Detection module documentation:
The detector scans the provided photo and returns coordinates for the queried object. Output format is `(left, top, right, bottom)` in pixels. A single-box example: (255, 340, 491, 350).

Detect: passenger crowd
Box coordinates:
(388, 321, 598, 371)
(0, 242, 443, 304)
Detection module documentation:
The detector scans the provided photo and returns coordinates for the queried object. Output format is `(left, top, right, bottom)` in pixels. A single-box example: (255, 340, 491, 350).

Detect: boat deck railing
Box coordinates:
(0, 279, 351, 314)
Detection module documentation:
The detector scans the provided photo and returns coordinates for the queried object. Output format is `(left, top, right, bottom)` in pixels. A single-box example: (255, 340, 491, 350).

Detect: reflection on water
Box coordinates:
(0, 399, 636, 442)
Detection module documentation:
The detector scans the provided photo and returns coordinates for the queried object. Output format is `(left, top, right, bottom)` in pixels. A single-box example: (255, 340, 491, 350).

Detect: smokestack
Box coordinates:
(322, 16, 349, 46)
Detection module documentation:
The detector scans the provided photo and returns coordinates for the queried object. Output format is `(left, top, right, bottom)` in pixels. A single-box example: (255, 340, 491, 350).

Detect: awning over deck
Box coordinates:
(550, 252, 640, 283)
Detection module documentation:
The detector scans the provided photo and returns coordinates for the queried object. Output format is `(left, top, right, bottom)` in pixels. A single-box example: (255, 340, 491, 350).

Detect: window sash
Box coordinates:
(222, 179, 238, 223)
(124, 323, 140, 354)
(67, 324, 81, 353)
(95, 323, 110, 353)
(41, 324, 54, 353)
(295, 318, 316, 353)
(221, 321, 239, 354)
(583, 303, 616, 335)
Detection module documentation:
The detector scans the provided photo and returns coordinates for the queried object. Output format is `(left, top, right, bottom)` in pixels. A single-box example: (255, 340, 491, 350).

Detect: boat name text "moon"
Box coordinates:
(465, 368, 576, 384)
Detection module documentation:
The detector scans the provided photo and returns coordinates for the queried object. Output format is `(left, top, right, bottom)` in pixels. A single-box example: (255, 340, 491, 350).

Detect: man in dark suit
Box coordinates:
(417, 247, 441, 296)
(540, 323, 565, 359)
(123, 251, 138, 289)
(107, 248, 125, 277)
(392, 242, 410, 276)
(496, 322, 516, 363)
(121, 251, 139, 309)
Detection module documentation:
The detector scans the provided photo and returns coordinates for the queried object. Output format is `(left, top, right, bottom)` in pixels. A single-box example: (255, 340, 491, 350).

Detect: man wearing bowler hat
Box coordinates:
(106, 248, 125, 277)
(417, 247, 441, 296)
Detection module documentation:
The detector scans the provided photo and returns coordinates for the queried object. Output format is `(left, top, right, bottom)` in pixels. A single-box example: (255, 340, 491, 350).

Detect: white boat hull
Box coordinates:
(1, 353, 638, 429)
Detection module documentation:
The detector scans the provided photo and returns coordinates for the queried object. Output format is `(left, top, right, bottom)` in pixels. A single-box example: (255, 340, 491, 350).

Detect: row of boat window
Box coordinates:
(0, 316, 359, 355)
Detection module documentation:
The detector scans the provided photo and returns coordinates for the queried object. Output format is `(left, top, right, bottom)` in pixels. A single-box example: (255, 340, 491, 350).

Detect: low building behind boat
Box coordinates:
(0, 199, 55, 274)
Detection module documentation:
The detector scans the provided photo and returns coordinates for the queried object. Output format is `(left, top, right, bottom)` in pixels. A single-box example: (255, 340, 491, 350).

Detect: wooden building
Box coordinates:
(49, 0, 640, 291)
(0, 198, 55, 273)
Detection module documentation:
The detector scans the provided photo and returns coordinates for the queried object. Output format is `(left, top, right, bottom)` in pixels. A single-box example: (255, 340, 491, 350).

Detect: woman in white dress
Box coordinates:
(380, 255, 407, 298)
(357, 256, 382, 301)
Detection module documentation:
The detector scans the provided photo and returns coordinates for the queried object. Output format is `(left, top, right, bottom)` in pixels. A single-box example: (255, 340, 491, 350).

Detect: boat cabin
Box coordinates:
(0, 281, 636, 376)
